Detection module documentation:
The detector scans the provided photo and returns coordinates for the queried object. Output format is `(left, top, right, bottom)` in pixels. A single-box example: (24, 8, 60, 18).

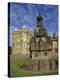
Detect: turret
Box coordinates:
(36, 16, 43, 27)
(34, 14, 47, 37)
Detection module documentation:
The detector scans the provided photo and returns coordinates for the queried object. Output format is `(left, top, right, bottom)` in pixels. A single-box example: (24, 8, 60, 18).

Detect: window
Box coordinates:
(30, 52, 32, 59)
(55, 60, 58, 69)
(55, 48, 58, 53)
(35, 53, 38, 57)
(49, 59, 52, 70)
(44, 52, 47, 56)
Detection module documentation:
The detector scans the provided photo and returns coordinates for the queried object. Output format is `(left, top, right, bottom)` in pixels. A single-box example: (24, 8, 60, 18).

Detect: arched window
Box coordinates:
(35, 53, 38, 57)
(55, 60, 58, 69)
(55, 48, 58, 53)
(44, 52, 47, 56)
(30, 52, 32, 59)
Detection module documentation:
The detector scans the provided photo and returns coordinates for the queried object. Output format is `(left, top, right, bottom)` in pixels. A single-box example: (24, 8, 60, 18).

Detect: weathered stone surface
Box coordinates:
(12, 28, 32, 55)
(29, 15, 58, 72)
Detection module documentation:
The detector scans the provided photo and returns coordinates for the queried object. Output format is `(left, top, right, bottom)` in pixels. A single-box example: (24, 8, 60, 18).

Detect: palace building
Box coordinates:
(12, 15, 58, 72)
(29, 15, 58, 72)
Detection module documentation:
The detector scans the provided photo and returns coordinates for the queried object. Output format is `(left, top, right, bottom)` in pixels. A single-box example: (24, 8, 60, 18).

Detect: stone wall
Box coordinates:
(12, 28, 32, 55)
(30, 57, 58, 72)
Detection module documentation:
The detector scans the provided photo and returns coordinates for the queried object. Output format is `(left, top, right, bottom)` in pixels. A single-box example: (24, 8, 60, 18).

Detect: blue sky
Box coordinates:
(9, 3, 58, 46)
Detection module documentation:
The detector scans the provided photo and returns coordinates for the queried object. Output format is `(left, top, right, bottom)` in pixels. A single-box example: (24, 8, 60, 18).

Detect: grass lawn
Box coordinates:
(10, 54, 58, 77)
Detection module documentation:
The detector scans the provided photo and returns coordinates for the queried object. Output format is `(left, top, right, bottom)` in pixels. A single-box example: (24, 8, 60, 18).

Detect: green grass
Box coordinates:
(10, 54, 58, 77)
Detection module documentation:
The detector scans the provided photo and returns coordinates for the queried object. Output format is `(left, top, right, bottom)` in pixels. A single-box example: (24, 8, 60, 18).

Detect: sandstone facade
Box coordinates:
(12, 28, 32, 55)
(29, 15, 58, 72)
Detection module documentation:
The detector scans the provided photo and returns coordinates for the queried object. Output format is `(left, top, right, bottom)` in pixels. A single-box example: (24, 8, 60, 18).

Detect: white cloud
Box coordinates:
(48, 31, 53, 37)
(22, 24, 26, 28)
(14, 27, 18, 31)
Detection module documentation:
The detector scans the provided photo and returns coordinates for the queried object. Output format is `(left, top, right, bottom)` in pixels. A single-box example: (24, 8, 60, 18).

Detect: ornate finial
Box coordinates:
(39, 11, 41, 16)
(36, 11, 43, 21)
